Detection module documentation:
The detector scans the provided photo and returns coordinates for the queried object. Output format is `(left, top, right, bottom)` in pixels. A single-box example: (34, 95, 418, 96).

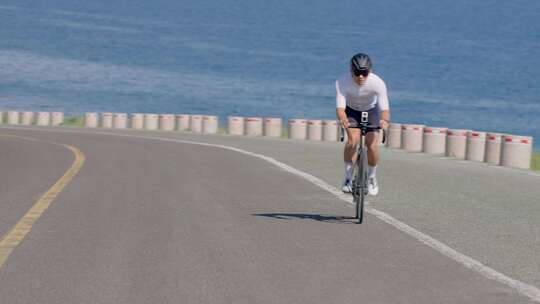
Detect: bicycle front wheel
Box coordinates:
(354, 148, 367, 224)
(352, 160, 360, 219)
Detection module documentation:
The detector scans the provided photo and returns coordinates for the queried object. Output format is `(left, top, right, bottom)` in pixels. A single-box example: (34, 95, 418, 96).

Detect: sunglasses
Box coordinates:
(352, 68, 370, 77)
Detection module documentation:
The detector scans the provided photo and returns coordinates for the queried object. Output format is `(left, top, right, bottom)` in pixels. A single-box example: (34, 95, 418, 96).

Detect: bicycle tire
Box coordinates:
(355, 148, 367, 224)
(352, 161, 360, 219)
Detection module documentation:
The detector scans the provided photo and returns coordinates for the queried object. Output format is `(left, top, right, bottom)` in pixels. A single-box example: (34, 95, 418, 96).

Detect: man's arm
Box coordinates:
(336, 107, 349, 129)
(380, 110, 390, 129)
(376, 79, 390, 129)
(335, 80, 349, 128)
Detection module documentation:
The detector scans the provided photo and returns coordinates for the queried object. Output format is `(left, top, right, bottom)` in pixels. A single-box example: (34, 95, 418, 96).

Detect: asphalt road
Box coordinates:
(0, 126, 538, 303)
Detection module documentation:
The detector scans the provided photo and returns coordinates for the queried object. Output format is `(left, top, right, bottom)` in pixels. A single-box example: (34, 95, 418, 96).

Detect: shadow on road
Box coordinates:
(252, 213, 357, 224)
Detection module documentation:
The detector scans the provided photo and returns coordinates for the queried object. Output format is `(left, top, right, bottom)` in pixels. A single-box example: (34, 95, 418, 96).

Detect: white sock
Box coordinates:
(368, 165, 377, 179)
(344, 162, 353, 181)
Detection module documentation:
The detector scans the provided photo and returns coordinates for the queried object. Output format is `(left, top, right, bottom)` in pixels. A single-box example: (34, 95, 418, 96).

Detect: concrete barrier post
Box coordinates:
(85, 112, 98, 128)
(446, 129, 469, 159)
(485, 133, 504, 165)
(21, 112, 34, 125)
(466, 131, 487, 162)
(245, 117, 263, 136)
(228, 116, 244, 135)
(322, 120, 339, 141)
(36, 112, 51, 126)
(401, 124, 424, 152)
(289, 119, 308, 140)
(202, 115, 218, 134)
(190, 115, 203, 133)
(159, 114, 175, 131)
(263, 118, 282, 137)
(144, 114, 159, 130)
(501, 135, 533, 169)
(51, 112, 64, 126)
(176, 114, 190, 131)
(307, 120, 323, 141)
(7, 111, 19, 125)
(423, 127, 447, 155)
(130, 113, 144, 129)
(387, 123, 402, 149)
(101, 113, 113, 128)
(113, 113, 128, 129)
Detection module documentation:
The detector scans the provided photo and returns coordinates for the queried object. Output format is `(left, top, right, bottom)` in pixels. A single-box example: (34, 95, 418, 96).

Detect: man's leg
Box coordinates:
(344, 127, 361, 163)
(342, 128, 360, 192)
(365, 131, 380, 167)
(365, 131, 380, 195)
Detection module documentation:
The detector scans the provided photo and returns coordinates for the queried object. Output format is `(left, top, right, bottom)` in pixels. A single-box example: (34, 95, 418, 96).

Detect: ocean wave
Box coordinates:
(37, 18, 143, 35)
(392, 90, 539, 111)
(0, 5, 20, 11)
(0, 50, 328, 102)
(181, 40, 332, 61)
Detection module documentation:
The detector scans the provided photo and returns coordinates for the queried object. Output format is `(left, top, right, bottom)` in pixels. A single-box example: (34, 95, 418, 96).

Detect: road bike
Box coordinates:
(340, 114, 385, 224)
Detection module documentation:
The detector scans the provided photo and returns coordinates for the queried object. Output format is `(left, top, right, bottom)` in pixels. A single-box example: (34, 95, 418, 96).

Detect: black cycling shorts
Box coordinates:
(345, 106, 380, 132)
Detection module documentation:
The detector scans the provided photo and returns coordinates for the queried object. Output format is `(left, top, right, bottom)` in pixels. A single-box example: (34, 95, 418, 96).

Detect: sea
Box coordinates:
(1, 0, 539, 150)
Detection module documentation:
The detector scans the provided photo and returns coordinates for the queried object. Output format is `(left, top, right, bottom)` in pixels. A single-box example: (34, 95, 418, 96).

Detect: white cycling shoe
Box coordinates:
(341, 179, 352, 193)
(368, 177, 379, 196)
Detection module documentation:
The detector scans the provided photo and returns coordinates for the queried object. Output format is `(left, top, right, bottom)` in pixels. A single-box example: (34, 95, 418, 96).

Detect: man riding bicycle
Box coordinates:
(336, 53, 390, 195)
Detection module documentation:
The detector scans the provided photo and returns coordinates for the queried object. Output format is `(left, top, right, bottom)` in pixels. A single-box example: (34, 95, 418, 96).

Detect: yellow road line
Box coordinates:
(0, 135, 85, 270)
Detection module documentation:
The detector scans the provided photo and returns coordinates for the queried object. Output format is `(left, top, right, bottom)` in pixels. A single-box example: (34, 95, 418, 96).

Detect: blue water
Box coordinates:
(1, 0, 539, 149)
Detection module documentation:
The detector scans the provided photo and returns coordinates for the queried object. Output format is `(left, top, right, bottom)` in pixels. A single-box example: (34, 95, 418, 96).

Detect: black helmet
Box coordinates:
(350, 53, 372, 71)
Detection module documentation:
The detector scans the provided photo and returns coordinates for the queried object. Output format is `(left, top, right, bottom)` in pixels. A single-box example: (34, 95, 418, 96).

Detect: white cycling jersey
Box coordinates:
(335, 73, 389, 112)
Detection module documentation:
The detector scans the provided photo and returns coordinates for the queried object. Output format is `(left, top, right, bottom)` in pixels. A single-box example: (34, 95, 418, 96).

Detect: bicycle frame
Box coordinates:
(340, 125, 385, 224)
(353, 128, 368, 222)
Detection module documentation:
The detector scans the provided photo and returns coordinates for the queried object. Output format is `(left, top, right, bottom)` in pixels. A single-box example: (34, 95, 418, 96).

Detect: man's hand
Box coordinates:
(336, 108, 349, 129)
(340, 117, 350, 129)
(380, 110, 390, 129)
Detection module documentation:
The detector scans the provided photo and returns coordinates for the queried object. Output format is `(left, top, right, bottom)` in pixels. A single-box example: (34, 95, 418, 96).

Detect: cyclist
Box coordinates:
(336, 53, 390, 195)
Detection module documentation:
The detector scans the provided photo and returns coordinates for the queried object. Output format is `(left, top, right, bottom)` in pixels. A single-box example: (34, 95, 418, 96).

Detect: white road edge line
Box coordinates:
(3, 126, 540, 302)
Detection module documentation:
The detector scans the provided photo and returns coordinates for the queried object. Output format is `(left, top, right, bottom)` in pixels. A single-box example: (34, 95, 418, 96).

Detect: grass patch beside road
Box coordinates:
(62, 116, 84, 127)
(532, 153, 540, 171)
